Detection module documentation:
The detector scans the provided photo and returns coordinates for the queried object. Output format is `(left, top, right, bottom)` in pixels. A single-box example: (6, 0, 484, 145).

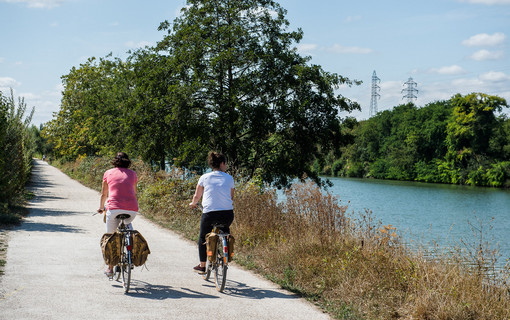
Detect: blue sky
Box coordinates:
(1, 0, 509, 126)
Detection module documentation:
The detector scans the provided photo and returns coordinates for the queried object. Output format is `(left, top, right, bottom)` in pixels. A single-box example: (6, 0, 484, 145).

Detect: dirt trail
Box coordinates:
(0, 160, 330, 320)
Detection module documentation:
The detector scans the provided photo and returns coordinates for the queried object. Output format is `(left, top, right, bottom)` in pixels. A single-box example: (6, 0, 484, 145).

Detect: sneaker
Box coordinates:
(193, 264, 206, 274)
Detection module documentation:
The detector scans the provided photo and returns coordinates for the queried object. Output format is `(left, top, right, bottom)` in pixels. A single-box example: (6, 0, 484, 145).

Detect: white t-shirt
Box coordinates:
(198, 170, 234, 213)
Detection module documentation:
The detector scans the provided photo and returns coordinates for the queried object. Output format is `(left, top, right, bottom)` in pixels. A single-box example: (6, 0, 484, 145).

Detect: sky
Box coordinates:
(1, 0, 509, 127)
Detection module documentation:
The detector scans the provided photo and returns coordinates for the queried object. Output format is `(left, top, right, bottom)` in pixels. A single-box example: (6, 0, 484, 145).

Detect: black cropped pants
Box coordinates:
(198, 210, 234, 262)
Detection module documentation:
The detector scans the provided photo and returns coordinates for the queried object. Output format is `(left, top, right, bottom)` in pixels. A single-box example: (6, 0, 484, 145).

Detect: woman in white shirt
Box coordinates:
(189, 151, 234, 273)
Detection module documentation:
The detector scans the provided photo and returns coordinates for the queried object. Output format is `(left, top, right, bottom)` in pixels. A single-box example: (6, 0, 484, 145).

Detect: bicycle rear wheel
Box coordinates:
(202, 261, 212, 280)
(121, 236, 132, 293)
(213, 239, 227, 292)
(114, 265, 121, 281)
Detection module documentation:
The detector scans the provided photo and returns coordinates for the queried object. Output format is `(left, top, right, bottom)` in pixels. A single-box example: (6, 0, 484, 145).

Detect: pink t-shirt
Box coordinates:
(103, 167, 138, 211)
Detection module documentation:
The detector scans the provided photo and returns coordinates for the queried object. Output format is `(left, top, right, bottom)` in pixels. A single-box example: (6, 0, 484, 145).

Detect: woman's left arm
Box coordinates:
(98, 179, 108, 213)
(189, 184, 204, 208)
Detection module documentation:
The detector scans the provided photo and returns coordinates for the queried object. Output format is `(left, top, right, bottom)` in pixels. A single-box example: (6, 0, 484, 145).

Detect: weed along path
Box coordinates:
(0, 160, 330, 320)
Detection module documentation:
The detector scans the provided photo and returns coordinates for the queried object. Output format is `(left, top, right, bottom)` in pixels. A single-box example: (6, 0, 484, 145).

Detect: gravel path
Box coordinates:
(0, 160, 330, 320)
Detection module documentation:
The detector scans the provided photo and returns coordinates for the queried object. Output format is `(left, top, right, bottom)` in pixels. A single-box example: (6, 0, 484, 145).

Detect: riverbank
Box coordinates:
(57, 156, 510, 319)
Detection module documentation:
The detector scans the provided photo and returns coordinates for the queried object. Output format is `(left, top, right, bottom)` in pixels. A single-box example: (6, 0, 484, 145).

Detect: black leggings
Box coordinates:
(198, 210, 234, 262)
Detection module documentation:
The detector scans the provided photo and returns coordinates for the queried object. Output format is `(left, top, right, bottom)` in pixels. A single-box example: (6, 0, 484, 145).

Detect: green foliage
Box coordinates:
(0, 89, 34, 224)
(43, 0, 361, 188)
(329, 93, 510, 187)
(155, 0, 361, 187)
(43, 56, 133, 161)
(446, 93, 507, 163)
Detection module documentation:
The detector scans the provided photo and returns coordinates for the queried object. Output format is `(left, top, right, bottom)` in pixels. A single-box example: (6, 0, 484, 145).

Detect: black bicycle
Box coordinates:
(202, 223, 230, 292)
(112, 214, 133, 293)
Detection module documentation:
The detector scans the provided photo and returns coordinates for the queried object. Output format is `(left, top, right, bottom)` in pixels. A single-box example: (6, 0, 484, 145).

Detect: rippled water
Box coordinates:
(324, 177, 510, 266)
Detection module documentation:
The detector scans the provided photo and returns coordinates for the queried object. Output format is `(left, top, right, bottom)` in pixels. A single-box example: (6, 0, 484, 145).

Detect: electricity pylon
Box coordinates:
(369, 70, 380, 117)
(402, 77, 418, 104)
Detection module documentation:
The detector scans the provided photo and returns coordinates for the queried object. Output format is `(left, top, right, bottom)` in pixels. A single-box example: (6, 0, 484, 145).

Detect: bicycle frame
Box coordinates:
(202, 224, 230, 292)
(114, 215, 133, 293)
(217, 231, 229, 264)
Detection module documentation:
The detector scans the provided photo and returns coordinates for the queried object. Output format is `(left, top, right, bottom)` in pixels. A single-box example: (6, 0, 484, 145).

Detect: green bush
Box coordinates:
(331, 159, 344, 177)
(0, 90, 34, 224)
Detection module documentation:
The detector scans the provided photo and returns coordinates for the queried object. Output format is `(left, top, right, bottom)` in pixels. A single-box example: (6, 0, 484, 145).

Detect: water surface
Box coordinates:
(324, 177, 510, 265)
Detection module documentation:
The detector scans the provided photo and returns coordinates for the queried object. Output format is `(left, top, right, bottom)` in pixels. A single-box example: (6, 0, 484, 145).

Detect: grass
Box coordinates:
(0, 193, 32, 277)
(57, 156, 510, 320)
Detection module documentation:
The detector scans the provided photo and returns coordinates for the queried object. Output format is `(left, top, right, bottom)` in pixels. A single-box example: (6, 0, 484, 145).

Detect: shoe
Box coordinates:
(104, 268, 114, 278)
(193, 264, 206, 274)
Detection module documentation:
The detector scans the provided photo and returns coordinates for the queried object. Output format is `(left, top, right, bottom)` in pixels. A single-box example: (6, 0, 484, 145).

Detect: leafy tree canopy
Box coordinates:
(156, 0, 361, 187)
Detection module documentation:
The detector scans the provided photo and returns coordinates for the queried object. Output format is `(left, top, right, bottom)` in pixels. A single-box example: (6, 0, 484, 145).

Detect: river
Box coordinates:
(321, 177, 510, 267)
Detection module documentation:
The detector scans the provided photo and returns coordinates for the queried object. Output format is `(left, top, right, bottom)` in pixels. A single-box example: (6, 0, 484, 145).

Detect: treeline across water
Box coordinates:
(320, 93, 510, 188)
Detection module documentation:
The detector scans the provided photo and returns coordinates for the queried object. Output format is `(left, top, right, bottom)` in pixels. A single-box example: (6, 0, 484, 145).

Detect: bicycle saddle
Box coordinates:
(116, 214, 132, 220)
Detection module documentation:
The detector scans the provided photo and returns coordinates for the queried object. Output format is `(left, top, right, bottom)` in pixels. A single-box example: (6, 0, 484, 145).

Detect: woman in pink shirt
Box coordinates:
(97, 152, 138, 276)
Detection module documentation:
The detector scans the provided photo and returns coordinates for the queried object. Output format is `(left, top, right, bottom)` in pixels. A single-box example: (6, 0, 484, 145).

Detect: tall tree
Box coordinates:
(43, 55, 133, 160)
(446, 93, 507, 163)
(157, 0, 360, 187)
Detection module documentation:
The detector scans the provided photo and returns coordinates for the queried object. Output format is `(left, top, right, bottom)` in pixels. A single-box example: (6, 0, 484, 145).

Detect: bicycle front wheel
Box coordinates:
(214, 241, 227, 292)
(121, 237, 132, 293)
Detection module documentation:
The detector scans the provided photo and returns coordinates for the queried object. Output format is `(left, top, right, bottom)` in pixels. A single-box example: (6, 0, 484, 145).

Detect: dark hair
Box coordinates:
(112, 152, 131, 168)
(208, 151, 226, 169)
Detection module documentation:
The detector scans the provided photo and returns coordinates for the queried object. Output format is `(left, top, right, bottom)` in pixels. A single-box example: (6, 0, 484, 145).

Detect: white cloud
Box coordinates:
(21, 86, 62, 125)
(462, 32, 506, 46)
(479, 71, 510, 81)
(125, 41, 153, 49)
(458, 0, 510, 4)
(452, 77, 484, 87)
(0, 57, 4, 63)
(0, 77, 21, 89)
(0, 0, 65, 9)
(327, 44, 373, 54)
(469, 49, 504, 60)
(379, 81, 404, 101)
(429, 65, 466, 75)
(296, 43, 318, 53)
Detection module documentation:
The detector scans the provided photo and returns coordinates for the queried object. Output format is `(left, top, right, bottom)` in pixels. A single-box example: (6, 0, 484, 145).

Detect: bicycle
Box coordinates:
(112, 213, 134, 293)
(202, 223, 230, 292)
